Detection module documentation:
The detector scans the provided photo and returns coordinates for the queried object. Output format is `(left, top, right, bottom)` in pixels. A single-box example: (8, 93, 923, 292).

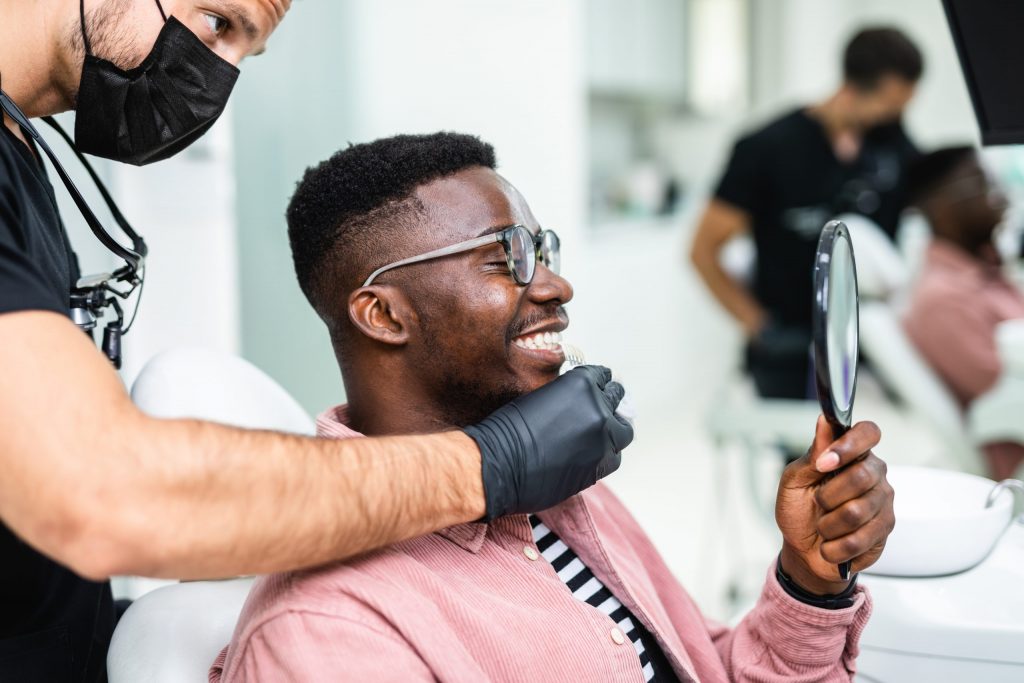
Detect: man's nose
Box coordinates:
(528, 263, 574, 305)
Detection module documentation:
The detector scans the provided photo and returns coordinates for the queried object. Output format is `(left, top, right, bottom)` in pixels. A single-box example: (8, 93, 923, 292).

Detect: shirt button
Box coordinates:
(523, 546, 539, 561)
(610, 627, 626, 645)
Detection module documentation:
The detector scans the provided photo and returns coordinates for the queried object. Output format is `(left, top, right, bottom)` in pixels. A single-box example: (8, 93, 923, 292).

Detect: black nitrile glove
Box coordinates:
(464, 365, 634, 520)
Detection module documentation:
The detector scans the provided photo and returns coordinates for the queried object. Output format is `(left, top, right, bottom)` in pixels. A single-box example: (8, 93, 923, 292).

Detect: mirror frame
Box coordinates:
(812, 220, 860, 433)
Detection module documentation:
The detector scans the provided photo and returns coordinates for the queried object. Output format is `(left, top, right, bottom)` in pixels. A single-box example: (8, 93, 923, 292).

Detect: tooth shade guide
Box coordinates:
(559, 343, 586, 367)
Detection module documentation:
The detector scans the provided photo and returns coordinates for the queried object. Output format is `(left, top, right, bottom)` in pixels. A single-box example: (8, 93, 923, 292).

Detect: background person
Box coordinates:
(903, 146, 1024, 480)
(690, 27, 923, 399)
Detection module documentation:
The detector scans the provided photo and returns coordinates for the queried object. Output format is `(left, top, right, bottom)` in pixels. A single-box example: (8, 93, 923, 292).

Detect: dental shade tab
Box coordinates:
(559, 342, 637, 426)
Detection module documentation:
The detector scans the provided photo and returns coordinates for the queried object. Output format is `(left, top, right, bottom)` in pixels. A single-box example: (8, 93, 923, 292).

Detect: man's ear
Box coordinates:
(348, 286, 413, 346)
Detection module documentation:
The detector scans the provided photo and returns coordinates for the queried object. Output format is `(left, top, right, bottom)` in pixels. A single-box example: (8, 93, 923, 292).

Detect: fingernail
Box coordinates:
(817, 451, 840, 472)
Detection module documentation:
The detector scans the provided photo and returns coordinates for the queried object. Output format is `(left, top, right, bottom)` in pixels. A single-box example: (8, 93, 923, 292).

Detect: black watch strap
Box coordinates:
(776, 554, 859, 610)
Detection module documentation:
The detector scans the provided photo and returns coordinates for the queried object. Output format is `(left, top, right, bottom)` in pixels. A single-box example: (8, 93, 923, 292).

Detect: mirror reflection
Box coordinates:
(827, 234, 859, 418)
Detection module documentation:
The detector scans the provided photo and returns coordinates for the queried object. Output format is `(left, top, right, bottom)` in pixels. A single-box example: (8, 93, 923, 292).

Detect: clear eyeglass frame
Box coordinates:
(361, 224, 560, 287)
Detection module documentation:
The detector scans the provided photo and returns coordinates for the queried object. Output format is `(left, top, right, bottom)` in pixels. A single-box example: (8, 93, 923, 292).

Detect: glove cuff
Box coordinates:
(463, 418, 516, 521)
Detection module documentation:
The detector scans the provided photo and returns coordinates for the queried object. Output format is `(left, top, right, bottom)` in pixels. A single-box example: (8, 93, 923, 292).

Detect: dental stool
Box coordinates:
(107, 348, 316, 683)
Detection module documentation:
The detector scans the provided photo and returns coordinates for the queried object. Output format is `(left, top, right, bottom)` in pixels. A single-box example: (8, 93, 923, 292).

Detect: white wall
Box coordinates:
(112, 116, 241, 386)
(765, 0, 977, 147)
(659, 0, 979, 201)
(345, 0, 588, 268)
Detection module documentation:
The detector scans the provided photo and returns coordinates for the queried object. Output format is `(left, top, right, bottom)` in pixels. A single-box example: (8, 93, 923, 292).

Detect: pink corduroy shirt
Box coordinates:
(904, 238, 1024, 406)
(209, 405, 872, 682)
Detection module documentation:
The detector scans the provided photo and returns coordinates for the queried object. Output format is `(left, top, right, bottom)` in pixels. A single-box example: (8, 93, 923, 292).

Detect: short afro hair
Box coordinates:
(286, 132, 497, 329)
(843, 27, 923, 89)
(905, 145, 976, 206)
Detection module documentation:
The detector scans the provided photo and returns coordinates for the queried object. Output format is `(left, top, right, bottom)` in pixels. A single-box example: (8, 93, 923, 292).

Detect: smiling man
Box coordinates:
(211, 132, 895, 682)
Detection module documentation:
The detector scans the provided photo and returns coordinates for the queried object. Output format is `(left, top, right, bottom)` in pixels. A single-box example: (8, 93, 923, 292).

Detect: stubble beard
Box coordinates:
(65, 0, 148, 104)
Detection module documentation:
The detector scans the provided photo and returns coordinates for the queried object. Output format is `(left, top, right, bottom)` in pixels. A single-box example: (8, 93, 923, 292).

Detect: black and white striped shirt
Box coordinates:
(530, 515, 676, 682)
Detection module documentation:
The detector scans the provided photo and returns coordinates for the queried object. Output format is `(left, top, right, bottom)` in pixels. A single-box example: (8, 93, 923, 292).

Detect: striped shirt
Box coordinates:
(529, 515, 675, 682)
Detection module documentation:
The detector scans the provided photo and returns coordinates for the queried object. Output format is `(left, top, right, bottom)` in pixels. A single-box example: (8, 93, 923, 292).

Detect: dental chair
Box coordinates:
(858, 301, 985, 474)
(107, 349, 316, 683)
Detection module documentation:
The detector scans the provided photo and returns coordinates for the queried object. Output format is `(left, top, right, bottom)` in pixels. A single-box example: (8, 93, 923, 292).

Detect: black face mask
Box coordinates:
(74, 0, 240, 166)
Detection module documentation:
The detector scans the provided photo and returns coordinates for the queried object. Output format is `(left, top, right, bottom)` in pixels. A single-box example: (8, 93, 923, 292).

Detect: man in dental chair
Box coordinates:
(210, 133, 895, 682)
(903, 146, 1024, 480)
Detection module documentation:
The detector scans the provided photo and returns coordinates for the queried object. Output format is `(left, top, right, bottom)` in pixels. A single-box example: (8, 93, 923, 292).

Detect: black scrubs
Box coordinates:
(713, 108, 918, 398)
(0, 124, 115, 682)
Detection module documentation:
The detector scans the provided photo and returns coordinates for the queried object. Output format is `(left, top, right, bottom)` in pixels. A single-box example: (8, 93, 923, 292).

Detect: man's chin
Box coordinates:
(516, 367, 564, 395)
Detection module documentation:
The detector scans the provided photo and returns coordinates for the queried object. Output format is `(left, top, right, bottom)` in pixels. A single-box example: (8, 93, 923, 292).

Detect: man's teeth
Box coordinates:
(513, 331, 564, 351)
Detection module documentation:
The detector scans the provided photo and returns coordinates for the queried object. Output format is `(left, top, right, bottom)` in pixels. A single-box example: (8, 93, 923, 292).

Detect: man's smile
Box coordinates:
(511, 324, 567, 367)
(512, 329, 563, 351)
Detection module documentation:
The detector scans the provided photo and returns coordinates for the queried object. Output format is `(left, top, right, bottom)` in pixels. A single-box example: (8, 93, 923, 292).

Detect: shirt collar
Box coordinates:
(315, 403, 490, 553)
(315, 404, 365, 440)
(436, 522, 489, 552)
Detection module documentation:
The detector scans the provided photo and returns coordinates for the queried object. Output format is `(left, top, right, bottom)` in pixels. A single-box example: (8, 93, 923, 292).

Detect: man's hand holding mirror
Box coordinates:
(772, 220, 896, 597)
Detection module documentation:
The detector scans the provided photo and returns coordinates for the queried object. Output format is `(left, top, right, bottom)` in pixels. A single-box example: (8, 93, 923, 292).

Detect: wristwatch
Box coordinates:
(776, 553, 858, 610)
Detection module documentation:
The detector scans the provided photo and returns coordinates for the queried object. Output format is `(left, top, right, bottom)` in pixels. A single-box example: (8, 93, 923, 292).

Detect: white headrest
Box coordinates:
(834, 213, 910, 300)
(131, 348, 315, 435)
(858, 302, 983, 474)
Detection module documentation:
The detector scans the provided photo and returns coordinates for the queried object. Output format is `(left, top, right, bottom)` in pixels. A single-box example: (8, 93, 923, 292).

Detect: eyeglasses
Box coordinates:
(361, 224, 560, 287)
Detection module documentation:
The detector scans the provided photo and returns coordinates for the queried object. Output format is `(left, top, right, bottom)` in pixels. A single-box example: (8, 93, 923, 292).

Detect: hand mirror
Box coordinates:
(812, 220, 859, 580)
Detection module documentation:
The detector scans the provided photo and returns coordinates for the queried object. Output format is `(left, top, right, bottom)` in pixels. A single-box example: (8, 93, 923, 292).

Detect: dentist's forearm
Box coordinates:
(0, 311, 485, 581)
(78, 419, 487, 580)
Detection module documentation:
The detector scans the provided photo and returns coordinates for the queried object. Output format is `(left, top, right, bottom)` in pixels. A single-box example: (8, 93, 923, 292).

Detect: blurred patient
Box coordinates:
(211, 133, 893, 682)
(903, 147, 1024, 480)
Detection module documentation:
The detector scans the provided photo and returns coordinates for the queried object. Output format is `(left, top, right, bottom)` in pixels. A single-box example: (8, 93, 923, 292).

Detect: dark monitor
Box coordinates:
(943, 0, 1024, 145)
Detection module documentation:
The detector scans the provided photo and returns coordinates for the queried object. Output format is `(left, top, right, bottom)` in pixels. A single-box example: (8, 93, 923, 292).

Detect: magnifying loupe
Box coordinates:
(812, 220, 860, 581)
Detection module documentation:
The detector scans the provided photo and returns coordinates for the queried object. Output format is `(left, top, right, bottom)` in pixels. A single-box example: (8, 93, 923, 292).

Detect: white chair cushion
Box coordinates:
(130, 348, 315, 435)
(859, 302, 983, 474)
(108, 349, 316, 682)
(107, 579, 255, 683)
(834, 213, 910, 301)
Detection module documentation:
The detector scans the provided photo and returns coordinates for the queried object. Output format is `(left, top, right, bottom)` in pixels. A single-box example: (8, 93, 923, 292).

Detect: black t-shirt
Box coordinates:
(714, 108, 918, 328)
(0, 124, 114, 682)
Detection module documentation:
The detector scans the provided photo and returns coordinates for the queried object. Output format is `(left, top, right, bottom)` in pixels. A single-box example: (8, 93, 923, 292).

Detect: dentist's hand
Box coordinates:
(465, 365, 633, 520)
(775, 417, 894, 594)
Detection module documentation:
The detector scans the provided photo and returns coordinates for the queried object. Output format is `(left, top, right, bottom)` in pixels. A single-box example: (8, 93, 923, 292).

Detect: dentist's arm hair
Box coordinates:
(689, 198, 767, 337)
(0, 311, 485, 580)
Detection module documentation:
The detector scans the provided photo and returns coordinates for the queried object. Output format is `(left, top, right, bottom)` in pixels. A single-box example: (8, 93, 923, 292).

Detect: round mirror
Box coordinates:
(813, 220, 859, 432)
